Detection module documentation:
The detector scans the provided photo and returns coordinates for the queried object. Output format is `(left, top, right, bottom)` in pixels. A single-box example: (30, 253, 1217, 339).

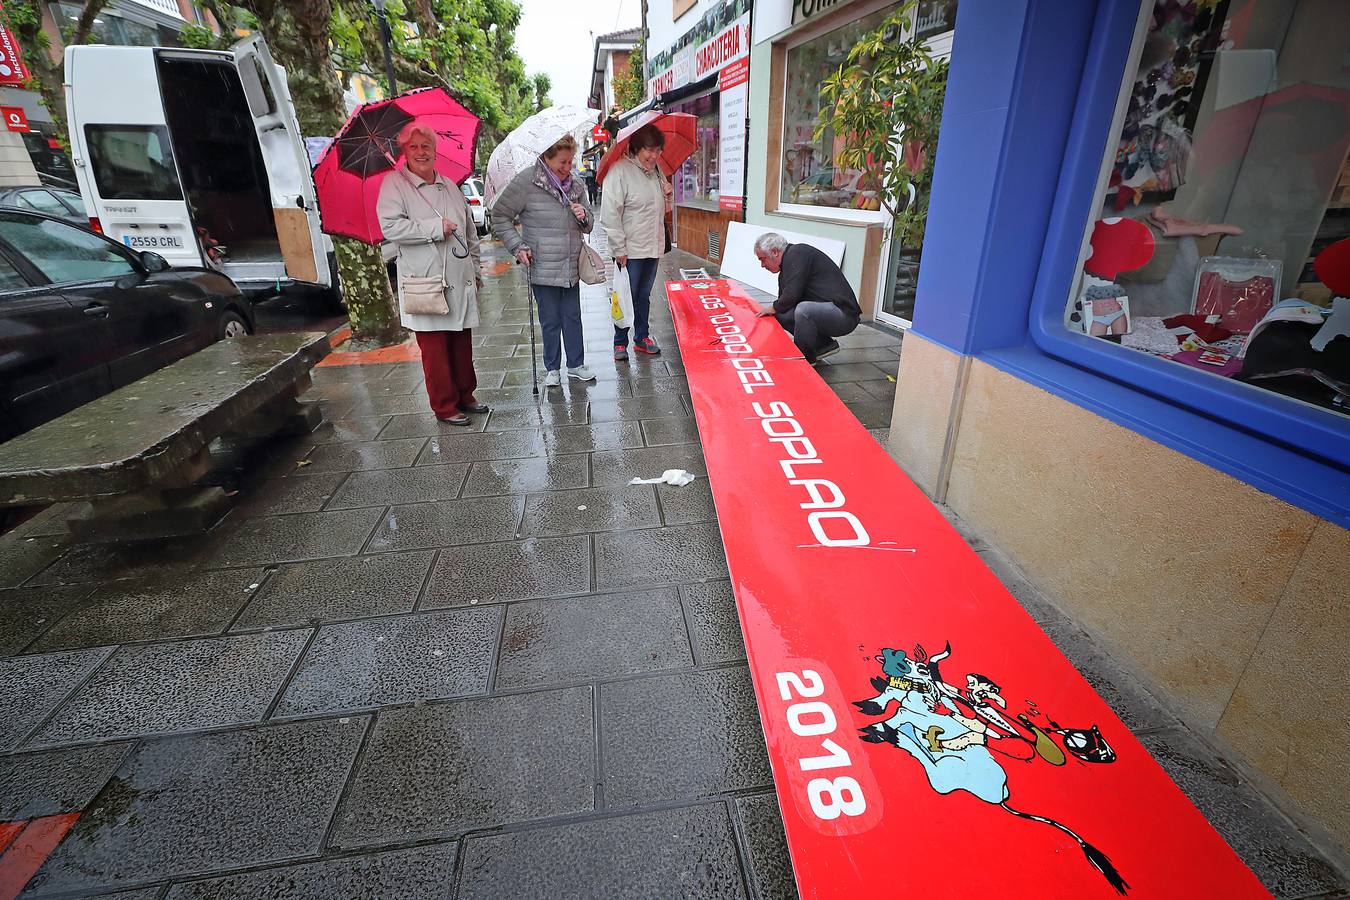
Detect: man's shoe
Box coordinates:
(816, 339, 841, 360)
(436, 413, 471, 425)
(633, 336, 661, 355)
(613, 345, 629, 361)
(567, 365, 596, 382)
(544, 369, 561, 387)
(462, 402, 490, 414)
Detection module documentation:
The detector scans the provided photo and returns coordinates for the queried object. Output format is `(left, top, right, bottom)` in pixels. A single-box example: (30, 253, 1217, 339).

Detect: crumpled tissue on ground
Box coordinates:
(629, 469, 696, 486)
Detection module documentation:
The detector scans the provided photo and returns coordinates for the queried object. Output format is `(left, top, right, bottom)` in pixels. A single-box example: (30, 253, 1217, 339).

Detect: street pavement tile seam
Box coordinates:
(453, 799, 752, 898)
(24, 631, 315, 750)
(0, 647, 116, 752)
(20, 715, 374, 897)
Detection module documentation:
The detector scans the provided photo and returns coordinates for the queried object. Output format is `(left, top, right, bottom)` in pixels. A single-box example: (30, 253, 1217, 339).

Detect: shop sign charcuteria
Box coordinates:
(647, 0, 751, 95)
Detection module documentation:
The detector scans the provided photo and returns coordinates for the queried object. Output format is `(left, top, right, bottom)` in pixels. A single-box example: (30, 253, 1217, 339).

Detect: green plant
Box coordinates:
(814, 1, 948, 248)
(613, 38, 646, 113)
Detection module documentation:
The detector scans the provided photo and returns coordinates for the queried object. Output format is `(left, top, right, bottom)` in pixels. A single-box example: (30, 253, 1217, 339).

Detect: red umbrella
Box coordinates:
(313, 87, 481, 244)
(596, 111, 697, 184)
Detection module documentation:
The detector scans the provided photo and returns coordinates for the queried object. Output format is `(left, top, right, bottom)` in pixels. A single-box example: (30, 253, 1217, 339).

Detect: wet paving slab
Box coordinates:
(232, 550, 434, 629)
(273, 607, 501, 717)
(28, 631, 311, 747)
(419, 535, 592, 608)
(161, 844, 457, 900)
(1, 245, 1341, 898)
(457, 803, 747, 899)
(329, 688, 595, 849)
(600, 666, 773, 808)
(494, 587, 693, 690)
(21, 716, 368, 896)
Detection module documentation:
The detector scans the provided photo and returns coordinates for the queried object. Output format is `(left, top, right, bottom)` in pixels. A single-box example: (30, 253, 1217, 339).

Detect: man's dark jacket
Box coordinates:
(773, 243, 861, 316)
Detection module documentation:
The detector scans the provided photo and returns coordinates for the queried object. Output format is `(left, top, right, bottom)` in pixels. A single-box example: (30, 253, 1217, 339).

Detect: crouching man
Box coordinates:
(753, 232, 861, 363)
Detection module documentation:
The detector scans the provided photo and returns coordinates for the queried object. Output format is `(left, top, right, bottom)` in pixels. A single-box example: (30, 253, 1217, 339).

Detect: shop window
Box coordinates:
(669, 92, 720, 209)
(780, 3, 901, 212)
(1069, 0, 1350, 420)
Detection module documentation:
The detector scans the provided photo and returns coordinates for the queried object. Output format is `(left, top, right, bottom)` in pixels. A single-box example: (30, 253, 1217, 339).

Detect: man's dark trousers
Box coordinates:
(776, 301, 859, 362)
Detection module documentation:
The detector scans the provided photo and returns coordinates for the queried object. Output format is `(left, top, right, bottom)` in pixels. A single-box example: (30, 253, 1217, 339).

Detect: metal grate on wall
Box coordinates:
(707, 230, 721, 261)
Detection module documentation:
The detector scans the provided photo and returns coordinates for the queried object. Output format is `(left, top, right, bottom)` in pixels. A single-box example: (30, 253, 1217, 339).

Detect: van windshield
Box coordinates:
(85, 125, 183, 201)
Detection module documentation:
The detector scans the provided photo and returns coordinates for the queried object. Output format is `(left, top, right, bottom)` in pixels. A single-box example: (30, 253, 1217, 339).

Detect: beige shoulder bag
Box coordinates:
(395, 171, 461, 316)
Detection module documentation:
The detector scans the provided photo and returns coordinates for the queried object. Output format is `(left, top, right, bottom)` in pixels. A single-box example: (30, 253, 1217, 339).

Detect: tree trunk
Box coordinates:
(237, 0, 405, 345)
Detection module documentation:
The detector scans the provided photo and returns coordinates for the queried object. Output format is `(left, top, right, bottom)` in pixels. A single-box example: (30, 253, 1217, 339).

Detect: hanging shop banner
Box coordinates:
(0, 11, 29, 86)
(717, 58, 749, 212)
(648, 0, 751, 95)
(665, 276, 1272, 900)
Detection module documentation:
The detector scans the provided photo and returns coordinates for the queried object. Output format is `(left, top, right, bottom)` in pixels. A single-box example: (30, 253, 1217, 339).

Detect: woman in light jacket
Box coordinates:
(377, 121, 486, 425)
(600, 123, 672, 361)
(492, 134, 596, 387)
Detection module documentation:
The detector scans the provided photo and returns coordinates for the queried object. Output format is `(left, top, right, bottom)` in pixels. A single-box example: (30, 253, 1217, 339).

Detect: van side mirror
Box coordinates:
(139, 251, 170, 273)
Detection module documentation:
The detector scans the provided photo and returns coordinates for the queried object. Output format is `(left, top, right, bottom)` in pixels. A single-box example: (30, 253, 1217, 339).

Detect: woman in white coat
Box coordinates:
(377, 121, 486, 425)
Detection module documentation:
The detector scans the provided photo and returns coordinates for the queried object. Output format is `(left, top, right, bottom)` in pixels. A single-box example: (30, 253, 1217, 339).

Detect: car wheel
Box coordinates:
(219, 310, 250, 340)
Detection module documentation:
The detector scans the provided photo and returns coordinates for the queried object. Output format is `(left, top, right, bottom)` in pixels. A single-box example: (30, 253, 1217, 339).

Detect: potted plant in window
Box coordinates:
(814, 1, 950, 287)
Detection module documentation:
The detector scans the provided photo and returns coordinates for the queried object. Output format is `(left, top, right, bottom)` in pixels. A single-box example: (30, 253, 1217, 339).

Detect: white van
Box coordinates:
(64, 37, 340, 306)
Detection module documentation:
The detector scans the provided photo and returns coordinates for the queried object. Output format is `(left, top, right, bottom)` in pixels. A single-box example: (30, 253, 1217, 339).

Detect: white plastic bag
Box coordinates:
(629, 469, 696, 486)
(610, 265, 634, 330)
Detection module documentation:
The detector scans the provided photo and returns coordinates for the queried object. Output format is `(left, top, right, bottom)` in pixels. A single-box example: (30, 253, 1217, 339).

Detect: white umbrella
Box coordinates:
(484, 104, 600, 206)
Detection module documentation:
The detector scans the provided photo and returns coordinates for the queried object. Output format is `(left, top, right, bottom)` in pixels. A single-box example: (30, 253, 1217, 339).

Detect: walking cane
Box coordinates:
(524, 259, 539, 397)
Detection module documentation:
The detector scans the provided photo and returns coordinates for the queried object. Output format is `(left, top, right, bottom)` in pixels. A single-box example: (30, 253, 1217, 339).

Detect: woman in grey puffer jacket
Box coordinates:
(491, 135, 597, 385)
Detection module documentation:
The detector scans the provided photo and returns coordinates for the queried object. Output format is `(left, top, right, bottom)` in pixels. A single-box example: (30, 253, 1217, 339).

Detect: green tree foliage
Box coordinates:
(612, 39, 645, 113)
(814, 0, 948, 248)
(326, 0, 544, 168)
(532, 72, 551, 112)
(0, 0, 107, 144)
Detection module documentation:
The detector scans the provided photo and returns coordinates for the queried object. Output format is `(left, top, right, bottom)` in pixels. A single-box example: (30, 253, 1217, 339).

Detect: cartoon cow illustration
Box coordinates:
(854, 644, 1129, 895)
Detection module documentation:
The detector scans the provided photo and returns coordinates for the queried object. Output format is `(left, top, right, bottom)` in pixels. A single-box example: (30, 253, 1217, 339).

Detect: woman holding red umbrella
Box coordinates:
(600, 124, 673, 360)
(377, 121, 487, 426)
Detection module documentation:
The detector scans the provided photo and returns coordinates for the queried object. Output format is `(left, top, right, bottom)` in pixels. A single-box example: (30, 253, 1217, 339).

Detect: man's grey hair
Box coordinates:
(754, 232, 790, 255)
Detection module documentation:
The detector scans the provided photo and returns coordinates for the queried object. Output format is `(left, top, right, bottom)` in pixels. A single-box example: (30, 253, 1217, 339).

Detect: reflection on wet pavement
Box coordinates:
(8, 243, 1330, 900)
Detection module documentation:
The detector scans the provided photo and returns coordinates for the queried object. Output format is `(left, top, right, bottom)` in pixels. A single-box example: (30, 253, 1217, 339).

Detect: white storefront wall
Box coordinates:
(746, 0, 953, 326)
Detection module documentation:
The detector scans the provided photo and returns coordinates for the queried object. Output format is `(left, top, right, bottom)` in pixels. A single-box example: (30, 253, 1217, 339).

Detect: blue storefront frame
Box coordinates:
(910, 0, 1350, 528)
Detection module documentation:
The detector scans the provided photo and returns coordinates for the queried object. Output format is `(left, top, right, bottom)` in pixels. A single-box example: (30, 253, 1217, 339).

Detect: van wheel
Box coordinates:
(219, 310, 251, 340)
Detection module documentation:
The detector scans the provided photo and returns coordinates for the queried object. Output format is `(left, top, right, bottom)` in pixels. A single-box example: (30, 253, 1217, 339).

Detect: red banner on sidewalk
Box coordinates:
(0, 9, 29, 87)
(667, 277, 1270, 899)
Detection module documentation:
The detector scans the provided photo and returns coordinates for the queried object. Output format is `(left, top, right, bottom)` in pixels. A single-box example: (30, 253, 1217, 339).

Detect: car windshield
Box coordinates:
(0, 215, 136, 284)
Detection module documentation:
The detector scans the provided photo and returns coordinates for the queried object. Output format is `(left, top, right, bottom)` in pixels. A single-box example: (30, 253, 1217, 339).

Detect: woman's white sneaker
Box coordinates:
(567, 365, 596, 382)
(544, 369, 561, 387)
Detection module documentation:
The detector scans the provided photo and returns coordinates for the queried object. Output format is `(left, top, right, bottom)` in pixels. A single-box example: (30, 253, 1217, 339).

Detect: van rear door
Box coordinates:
(63, 45, 202, 270)
(231, 36, 329, 287)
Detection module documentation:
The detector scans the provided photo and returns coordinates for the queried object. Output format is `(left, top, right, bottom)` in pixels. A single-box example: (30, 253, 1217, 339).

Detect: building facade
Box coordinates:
(589, 27, 641, 119)
(745, 0, 956, 327)
(0, 0, 215, 186)
(887, 0, 1349, 851)
(642, 0, 750, 263)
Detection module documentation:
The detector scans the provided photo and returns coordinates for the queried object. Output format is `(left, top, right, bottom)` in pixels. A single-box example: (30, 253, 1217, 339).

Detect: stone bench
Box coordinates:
(0, 332, 330, 541)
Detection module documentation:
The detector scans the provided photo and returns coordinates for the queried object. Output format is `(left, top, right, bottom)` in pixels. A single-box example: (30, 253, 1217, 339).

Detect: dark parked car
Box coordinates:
(0, 209, 253, 442)
(0, 185, 87, 225)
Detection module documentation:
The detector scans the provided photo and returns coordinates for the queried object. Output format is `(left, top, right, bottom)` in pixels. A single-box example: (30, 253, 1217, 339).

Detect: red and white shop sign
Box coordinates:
(666, 277, 1271, 900)
(718, 56, 749, 91)
(693, 16, 750, 80)
(0, 16, 28, 86)
(1, 106, 28, 132)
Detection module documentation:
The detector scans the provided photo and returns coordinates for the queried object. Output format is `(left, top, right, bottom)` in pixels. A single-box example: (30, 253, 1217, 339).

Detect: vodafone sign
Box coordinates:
(1, 105, 28, 132)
